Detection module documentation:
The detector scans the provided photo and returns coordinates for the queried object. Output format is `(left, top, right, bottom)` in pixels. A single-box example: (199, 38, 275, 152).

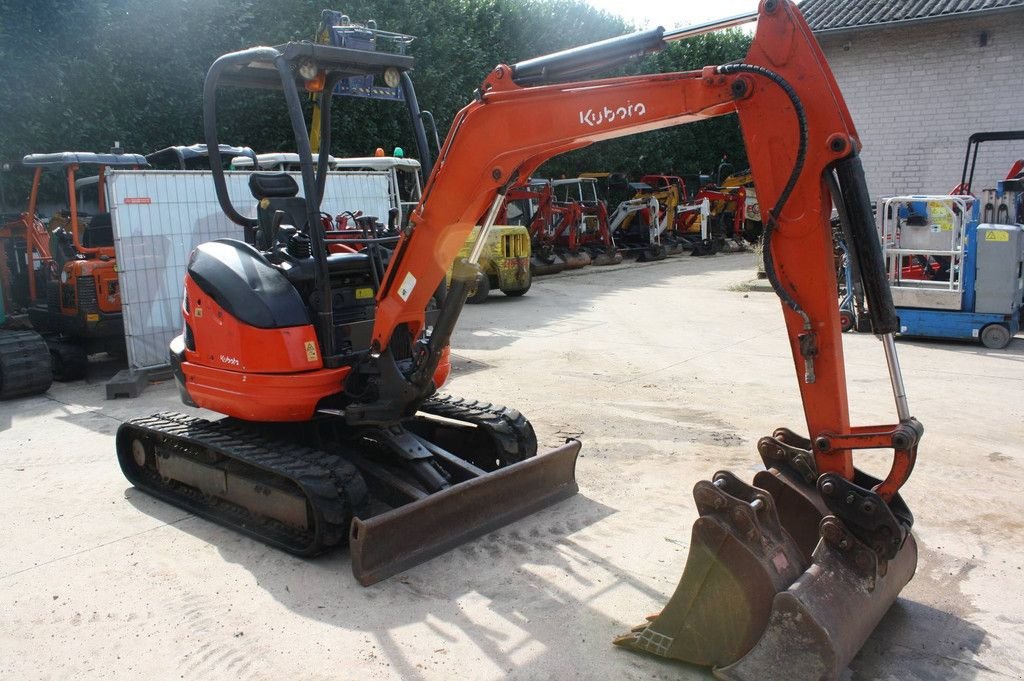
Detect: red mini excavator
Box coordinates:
(118, 3, 920, 678)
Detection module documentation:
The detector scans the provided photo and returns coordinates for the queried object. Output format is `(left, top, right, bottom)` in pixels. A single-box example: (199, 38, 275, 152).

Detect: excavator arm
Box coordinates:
(353, 3, 920, 678)
(364, 0, 918, 512)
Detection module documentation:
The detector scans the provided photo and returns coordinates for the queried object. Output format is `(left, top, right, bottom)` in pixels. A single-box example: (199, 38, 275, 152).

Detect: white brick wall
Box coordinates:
(817, 13, 1024, 199)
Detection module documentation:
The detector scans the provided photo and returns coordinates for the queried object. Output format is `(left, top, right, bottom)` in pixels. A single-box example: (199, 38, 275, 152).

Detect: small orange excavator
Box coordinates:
(117, 3, 919, 678)
(0, 152, 148, 380)
(501, 179, 592, 274)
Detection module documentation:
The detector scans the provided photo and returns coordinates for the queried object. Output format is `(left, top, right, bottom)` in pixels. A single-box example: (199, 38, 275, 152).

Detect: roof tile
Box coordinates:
(799, 0, 1024, 31)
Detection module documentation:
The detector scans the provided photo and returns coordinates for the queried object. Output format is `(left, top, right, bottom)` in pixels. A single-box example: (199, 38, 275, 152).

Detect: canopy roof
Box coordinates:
(23, 152, 148, 168)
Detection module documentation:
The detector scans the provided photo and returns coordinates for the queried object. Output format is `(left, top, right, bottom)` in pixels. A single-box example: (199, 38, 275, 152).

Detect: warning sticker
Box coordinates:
(398, 272, 417, 302)
(304, 341, 319, 362)
(984, 230, 1010, 242)
(927, 202, 954, 232)
(123, 197, 152, 205)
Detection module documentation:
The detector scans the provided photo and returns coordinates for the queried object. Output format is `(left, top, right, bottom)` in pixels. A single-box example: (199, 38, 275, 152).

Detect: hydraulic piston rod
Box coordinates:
(663, 11, 759, 43)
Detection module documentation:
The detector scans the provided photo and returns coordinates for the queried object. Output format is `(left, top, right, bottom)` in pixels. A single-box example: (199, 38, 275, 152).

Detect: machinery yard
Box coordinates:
(2, 254, 1022, 681)
(2, 0, 1023, 679)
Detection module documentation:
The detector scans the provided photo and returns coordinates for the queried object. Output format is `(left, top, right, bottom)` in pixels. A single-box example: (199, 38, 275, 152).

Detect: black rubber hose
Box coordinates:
(716, 63, 810, 329)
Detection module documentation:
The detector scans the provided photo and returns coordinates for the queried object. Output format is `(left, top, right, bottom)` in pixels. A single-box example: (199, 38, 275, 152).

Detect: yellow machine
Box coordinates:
(456, 225, 532, 303)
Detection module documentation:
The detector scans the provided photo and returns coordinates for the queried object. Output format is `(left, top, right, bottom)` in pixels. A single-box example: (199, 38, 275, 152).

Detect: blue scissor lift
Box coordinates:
(878, 194, 1022, 348)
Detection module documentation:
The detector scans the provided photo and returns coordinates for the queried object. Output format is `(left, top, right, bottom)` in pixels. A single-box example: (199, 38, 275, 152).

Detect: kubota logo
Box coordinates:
(219, 355, 240, 366)
(579, 102, 647, 127)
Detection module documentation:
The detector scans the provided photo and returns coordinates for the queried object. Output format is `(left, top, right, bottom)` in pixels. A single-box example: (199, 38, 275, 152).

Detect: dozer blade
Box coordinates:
(615, 468, 917, 681)
(636, 243, 667, 262)
(561, 250, 592, 269)
(663, 238, 685, 256)
(350, 439, 580, 586)
(531, 252, 567, 276)
(590, 248, 623, 266)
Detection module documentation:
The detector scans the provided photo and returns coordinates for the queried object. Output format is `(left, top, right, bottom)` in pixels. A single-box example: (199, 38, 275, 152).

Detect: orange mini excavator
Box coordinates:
(118, 3, 919, 678)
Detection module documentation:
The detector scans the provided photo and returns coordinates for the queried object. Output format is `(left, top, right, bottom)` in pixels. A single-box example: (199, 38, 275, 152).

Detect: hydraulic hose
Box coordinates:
(716, 63, 810, 331)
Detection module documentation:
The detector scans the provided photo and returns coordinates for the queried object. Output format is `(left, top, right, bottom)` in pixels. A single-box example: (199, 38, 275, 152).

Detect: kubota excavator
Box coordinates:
(117, 2, 919, 679)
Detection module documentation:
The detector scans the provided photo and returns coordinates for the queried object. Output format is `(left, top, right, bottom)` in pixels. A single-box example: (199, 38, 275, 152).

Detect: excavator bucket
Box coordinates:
(350, 440, 581, 585)
(615, 453, 917, 681)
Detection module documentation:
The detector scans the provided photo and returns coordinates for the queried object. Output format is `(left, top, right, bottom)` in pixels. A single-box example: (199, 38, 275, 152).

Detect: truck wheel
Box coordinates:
(504, 282, 531, 297)
(839, 310, 856, 333)
(980, 323, 1011, 349)
(466, 272, 490, 304)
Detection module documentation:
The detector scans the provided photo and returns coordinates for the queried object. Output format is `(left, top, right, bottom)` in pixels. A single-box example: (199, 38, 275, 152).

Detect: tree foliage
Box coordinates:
(0, 0, 750, 205)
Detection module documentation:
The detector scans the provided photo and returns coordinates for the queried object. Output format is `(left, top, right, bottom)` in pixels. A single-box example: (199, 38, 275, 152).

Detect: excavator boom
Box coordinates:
(352, 1, 919, 678)
(370, 0, 914, 493)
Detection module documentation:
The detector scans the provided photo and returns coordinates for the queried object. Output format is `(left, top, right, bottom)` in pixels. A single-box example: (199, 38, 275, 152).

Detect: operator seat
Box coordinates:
(82, 213, 114, 249)
(249, 173, 309, 251)
(247, 172, 374, 290)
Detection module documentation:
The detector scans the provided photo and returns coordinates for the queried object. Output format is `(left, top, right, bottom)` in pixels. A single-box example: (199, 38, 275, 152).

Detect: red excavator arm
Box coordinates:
(368, 0, 918, 508)
(354, 5, 921, 674)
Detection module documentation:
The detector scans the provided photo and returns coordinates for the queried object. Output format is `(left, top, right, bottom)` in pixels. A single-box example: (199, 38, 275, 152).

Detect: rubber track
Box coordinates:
(0, 330, 52, 399)
(117, 412, 369, 556)
(418, 394, 538, 464)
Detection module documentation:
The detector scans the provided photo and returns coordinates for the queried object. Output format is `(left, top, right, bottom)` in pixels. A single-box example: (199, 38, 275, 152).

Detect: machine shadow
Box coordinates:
(851, 598, 991, 681)
(124, 484, 991, 681)
(447, 352, 494, 377)
(0, 352, 124, 433)
(83, 353, 129, 382)
(123, 488, 729, 680)
(898, 336, 1024, 360)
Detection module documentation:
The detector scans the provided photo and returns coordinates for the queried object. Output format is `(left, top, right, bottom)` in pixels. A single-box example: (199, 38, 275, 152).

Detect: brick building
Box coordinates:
(800, 0, 1024, 199)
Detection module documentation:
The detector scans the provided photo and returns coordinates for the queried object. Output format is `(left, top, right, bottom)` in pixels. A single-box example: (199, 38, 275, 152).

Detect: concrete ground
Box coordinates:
(2, 253, 1022, 681)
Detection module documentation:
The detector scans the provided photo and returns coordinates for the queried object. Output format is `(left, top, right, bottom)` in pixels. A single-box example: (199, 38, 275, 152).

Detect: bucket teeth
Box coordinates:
(615, 460, 917, 681)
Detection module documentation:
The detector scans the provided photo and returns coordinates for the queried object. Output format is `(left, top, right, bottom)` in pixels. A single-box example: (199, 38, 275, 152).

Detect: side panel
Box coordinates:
(895, 307, 1017, 341)
(180, 361, 349, 422)
(974, 224, 1023, 314)
(182, 276, 323, 374)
